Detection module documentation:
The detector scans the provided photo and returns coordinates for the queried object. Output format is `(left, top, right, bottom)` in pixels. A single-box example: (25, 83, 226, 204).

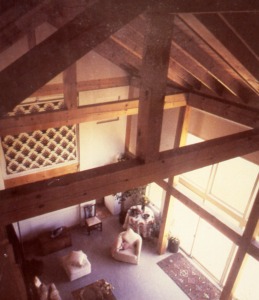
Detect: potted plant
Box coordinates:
(140, 195, 150, 212)
(168, 236, 180, 253)
(118, 186, 147, 224)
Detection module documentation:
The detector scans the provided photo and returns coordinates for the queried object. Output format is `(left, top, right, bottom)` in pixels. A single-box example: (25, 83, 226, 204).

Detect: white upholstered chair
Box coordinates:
(111, 228, 142, 265)
(60, 250, 91, 281)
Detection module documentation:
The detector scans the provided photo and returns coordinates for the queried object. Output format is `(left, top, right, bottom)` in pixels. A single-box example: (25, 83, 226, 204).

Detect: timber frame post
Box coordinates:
(220, 190, 259, 299)
(157, 105, 191, 254)
(136, 11, 174, 162)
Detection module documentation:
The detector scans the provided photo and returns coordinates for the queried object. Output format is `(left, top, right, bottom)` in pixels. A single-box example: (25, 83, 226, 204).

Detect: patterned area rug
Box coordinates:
(157, 253, 221, 300)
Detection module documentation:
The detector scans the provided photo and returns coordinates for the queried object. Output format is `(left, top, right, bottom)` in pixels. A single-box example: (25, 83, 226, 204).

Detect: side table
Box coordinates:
(38, 227, 72, 255)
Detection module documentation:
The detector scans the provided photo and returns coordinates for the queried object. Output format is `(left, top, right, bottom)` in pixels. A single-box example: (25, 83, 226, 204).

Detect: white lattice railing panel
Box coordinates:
(2, 126, 77, 174)
(7, 99, 65, 116)
(1, 99, 77, 175)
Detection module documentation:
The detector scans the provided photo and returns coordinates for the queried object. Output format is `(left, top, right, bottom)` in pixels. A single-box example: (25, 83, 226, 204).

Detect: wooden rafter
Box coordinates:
(126, 16, 234, 97)
(178, 13, 259, 93)
(0, 94, 187, 136)
(0, 128, 258, 225)
(220, 190, 259, 299)
(221, 12, 259, 60)
(63, 64, 78, 110)
(188, 92, 259, 128)
(0, 0, 56, 53)
(31, 76, 130, 97)
(155, 0, 259, 14)
(169, 45, 226, 95)
(95, 38, 142, 77)
(0, 0, 151, 116)
(171, 21, 258, 103)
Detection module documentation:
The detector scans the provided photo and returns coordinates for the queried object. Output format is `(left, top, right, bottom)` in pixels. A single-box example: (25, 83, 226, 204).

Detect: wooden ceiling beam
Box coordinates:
(220, 190, 259, 299)
(63, 64, 78, 110)
(0, 0, 151, 116)
(95, 38, 142, 77)
(172, 23, 258, 103)
(179, 14, 259, 93)
(128, 16, 230, 96)
(188, 92, 259, 128)
(0, 94, 187, 136)
(0, 128, 258, 225)
(167, 61, 197, 90)
(111, 17, 207, 91)
(103, 36, 192, 90)
(2, 89, 257, 137)
(47, 0, 92, 28)
(155, 0, 259, 14)
(0, 0, 59, 53)
(0, 0, 43, 31)
(136, 12, 174, 162)
(169, 45, 225, 95)
(31, 76, 130, 97)
(221, 12, 259, 60)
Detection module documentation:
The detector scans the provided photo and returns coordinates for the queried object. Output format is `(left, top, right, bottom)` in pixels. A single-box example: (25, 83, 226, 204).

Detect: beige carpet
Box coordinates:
(26, 214, 189, 300)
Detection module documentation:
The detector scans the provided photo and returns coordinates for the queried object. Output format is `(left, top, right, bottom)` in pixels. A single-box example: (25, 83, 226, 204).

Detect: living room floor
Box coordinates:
(25, 212, 190, 300)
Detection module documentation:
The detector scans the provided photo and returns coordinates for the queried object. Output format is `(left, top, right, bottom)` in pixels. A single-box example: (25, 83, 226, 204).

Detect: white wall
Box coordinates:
(160, 108, 180, 151)
(77, 51, 128, 81)
(15, 200, 95, 241)
(128, 108, 180, 154)
(79, 117, 127, 170)
(79, 86, 129, 105)
(79, 86, 129, 171)
(189, 108, 259, 165)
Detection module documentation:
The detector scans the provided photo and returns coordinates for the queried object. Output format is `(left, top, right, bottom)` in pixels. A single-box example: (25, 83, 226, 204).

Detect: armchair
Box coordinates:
(111, 228, 142, 264)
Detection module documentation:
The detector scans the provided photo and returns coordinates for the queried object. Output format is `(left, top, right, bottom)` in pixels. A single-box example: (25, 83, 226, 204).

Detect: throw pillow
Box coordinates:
(38, 283, 48, 300)
(122, 228, 137, 246)
(67, 250, 87, 267)
(49, 283, 61, 300)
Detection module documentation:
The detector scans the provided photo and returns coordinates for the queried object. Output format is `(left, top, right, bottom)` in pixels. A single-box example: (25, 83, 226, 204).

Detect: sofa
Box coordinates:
(34, 276, 61, 300)
(111, 228, 142, 264)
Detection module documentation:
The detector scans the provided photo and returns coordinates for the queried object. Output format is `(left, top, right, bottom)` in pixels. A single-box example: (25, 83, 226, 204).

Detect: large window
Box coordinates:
(178, 134, 259, 228)
(146, 182, 164, 211)
(171, 133, 259, 286)
(234, 256, 259, 300)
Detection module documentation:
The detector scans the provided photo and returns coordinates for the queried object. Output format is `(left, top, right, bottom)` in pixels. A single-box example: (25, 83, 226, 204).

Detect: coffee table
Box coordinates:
(72, 279, 116, 300)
